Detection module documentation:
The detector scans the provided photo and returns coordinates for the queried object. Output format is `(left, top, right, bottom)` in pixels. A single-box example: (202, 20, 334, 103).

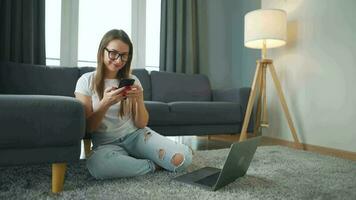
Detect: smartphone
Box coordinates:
(118, 78, 135, 88)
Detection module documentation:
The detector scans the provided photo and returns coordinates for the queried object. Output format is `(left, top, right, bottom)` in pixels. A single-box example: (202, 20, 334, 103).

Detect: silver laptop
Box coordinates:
(174, 136, 261, 191)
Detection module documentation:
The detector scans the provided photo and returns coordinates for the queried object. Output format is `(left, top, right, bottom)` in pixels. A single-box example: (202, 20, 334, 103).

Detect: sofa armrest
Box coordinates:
(212, 88, 238, 102)
(212, 87, 249, 102)
(212, 87, 251, 112)
(0, 95, 86, 148)
(212, 87, 254, 131)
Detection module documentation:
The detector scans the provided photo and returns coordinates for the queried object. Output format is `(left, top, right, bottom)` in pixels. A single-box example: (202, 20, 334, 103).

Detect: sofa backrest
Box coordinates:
(131, 69, 151, 101)
(0, 62, 80, 97)
(0, 62, 152, 100)
(150, 71, 212, 102)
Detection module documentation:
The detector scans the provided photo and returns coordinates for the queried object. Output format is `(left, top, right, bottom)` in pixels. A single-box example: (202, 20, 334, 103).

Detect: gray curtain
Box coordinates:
(160, 0, 206, 74)
(0, 0, 46, 65)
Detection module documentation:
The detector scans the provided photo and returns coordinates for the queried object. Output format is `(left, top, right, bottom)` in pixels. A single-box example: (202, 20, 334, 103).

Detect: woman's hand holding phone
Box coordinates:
(118, 79, 135, 88)
(124, 85, 144, 101)
(100, 86, 127, 108)
(118, 78, 135, 98)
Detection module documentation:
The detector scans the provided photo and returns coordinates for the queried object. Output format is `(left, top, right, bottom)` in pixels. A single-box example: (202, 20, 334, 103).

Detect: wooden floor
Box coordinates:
(167, 134, 356, 161)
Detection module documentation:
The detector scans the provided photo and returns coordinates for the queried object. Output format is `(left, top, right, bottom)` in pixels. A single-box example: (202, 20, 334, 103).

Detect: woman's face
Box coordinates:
(103, 39, 130, 75)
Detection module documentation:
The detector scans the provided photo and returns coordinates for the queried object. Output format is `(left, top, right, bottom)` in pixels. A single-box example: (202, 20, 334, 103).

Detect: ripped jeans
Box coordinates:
(86, 127, 193, 179)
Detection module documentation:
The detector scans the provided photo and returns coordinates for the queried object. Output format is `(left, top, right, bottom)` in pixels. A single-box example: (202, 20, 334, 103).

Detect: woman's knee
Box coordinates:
(86, 158, 106, 179)
(172, 147, 193, 172)
(171, 153, 184, 166)
(85, 148, 123, 179)
(87, 149, 155, 179)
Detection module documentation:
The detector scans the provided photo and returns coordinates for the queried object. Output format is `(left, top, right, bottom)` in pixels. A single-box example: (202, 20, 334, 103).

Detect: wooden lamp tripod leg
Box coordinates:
(240, 62, 262, 141)
(267, 63, 303, 149)
(253, 63, 265, 136)
(261, 65, 269, 128)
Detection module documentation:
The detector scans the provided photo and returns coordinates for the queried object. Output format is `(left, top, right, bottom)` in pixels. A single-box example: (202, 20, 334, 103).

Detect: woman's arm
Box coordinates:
(75, 86, 126, 132)
(126, 85, 149, 128)
(134, 94, 149, 128)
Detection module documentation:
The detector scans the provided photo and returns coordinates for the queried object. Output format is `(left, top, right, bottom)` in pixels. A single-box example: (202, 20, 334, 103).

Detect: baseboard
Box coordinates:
(207, 134, 238, 141)
(203, 133, 254, 142)
(200, 134, 356, 161)
(262, 136, 356, 161)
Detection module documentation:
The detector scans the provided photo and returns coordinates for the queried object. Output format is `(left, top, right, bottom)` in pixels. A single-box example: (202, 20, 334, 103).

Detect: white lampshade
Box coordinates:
(244, 9, 287, 49)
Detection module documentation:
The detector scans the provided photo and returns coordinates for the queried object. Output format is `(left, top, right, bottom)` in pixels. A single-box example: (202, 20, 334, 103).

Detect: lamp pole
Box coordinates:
(262, 40, 267, 59)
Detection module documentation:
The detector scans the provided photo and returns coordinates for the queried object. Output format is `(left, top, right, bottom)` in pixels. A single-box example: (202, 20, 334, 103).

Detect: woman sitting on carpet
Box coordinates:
(75, 29, 193, 179)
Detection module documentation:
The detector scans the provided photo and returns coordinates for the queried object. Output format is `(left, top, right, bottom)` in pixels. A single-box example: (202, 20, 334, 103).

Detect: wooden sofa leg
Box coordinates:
(83, 139, 92, 158)
(52, 163, 67, 193)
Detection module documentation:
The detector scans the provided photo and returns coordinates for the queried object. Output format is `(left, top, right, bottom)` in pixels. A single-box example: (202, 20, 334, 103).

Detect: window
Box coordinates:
(45, 0, 161, 71)
(145, 0, 161, 71)
(77, 0, 131, 67)
(45, 0, 61, 66)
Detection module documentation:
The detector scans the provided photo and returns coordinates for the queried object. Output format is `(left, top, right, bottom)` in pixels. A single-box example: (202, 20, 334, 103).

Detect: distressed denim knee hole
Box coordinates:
(171, 153, 184, 167)
(158, 149, 165, 160)
(104, 151, 118, 159)
(188, 145, 195, 156)
(144, 131, 152, 143)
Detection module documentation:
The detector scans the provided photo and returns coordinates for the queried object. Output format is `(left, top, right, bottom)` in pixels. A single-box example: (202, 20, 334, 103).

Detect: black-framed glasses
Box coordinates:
(104, 48, 129, 62)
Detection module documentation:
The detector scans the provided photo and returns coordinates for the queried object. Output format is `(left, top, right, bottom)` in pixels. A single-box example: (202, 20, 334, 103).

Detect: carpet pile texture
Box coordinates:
(1, 146, 355, 199)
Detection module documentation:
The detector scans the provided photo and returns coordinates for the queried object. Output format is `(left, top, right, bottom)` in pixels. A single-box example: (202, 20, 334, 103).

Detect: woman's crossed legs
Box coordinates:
(86, 128, 193, 179)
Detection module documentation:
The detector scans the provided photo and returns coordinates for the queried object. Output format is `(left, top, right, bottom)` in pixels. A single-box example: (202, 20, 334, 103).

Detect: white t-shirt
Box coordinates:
(75, 71, 142, 146)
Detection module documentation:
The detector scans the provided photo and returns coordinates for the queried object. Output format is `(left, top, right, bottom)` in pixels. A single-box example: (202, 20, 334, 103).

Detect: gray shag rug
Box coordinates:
(1, 146, 356, 200)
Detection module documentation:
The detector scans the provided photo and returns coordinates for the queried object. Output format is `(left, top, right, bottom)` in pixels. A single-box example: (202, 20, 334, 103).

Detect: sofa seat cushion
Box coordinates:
(145, 101, 171, 125)
(145, 101, 242, 126)
(168, 102, 242, 125)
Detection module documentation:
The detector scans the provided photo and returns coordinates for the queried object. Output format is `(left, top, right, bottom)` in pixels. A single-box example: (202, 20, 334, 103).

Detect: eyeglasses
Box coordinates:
(104, 48, 129, 62)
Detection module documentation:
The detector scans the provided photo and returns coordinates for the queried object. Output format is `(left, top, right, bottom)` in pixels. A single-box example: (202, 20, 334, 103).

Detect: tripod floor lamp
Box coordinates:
(239, 9, 302, 149)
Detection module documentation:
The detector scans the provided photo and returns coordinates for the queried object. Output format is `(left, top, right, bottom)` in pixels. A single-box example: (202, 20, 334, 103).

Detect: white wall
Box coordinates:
(199, 0, 233, 89)
(200, 0, 260, 90)
(261, 0, 356, 152)
(230, 0, 261, 88)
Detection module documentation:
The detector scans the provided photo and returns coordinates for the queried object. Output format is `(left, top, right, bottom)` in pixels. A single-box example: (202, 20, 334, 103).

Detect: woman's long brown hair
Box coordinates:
(92, 29, 135, 117)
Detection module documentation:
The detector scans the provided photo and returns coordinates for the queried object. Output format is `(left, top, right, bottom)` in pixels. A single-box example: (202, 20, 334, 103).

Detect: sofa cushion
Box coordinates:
(0, 62, 79, 97)
(79, 66, 95, 77)
(168, 102, 242, 125)
(150, 71, 212, 102)
(150, 124, 242, 136)
(146, 101, 243, 126)
(132, 69, 151, 101)
(145, 101, 171, 125)
(0, 95, 85, 149)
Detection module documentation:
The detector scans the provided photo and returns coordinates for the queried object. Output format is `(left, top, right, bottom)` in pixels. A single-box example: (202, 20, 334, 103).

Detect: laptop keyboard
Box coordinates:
(195, 172, 220, 187)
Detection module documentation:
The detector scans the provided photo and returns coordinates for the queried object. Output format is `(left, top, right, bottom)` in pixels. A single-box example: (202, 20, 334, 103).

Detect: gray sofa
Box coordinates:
(77, 67, 254, 137)
(130, 69, 254, 136)
(0, 61, 253, 192)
